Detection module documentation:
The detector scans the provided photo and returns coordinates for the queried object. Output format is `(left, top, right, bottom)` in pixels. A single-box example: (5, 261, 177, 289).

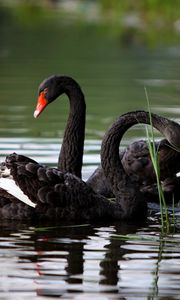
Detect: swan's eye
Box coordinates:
(44, 88, 48, 95)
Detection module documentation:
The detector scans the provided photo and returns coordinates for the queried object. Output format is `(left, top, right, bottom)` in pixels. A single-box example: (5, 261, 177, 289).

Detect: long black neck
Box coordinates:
(57, 77, 86, 179)
(101, 110, 180, 197)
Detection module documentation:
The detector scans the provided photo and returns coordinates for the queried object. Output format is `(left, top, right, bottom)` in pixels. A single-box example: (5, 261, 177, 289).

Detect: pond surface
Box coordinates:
(1, 8, 180, 299)
(1, 217, 180, 299)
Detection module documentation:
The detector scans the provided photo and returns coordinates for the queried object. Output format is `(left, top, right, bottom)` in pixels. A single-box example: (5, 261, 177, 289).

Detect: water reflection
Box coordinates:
(119, 224, 180, 299)
(1, 218, 180, 299)
(0, 220, 139, 298)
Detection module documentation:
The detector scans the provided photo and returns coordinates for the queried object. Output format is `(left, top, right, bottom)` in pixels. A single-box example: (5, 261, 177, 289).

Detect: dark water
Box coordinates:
(1, 218, 180, 299)
(1, 7, 180, 299)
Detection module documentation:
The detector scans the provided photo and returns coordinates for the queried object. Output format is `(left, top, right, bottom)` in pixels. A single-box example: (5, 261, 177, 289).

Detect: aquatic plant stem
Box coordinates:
(144, 87, 169, 231)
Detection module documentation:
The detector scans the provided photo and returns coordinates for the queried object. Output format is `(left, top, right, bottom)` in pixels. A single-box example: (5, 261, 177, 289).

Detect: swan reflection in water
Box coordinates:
(0, 218, 180, 298)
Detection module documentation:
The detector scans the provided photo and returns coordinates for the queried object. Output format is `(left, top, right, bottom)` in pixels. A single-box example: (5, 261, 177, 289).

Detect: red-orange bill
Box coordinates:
(34, 92, 48, 118)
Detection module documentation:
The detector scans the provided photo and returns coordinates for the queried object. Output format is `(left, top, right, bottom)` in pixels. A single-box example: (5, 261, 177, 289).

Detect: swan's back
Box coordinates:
(1, 153, 117, 220)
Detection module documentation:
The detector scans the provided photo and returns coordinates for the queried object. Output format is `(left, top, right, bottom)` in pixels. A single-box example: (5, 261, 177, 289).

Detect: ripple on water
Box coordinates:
(117, 228, 180, 298)
(0, 218, 180, 299)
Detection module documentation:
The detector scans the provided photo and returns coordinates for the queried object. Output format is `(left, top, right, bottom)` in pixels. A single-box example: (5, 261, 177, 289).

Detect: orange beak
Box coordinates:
(34, 91, 48, 118)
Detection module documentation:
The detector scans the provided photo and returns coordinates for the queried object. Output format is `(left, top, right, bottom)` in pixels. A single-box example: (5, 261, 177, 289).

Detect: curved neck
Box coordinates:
(57, 77, 86, 179)
(101, 110, 180, 196)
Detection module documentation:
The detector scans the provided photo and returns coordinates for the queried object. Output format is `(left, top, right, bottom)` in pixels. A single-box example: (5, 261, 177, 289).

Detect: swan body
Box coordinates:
(88, 138, 180, 198)
(0, 153, 121, 220)
(0, 110, 180, 221)
(122, 138, 180, 183)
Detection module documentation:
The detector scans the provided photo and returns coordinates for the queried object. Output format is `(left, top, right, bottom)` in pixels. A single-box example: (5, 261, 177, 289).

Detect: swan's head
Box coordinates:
(34, 75, 67, 118)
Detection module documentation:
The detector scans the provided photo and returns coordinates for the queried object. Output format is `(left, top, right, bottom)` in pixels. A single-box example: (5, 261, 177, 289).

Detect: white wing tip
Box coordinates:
(0, 178, 36, 208)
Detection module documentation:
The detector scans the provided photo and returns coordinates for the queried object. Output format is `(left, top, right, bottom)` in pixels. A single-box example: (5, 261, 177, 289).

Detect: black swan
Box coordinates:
(0, 110, 180, 221)
(34, 75, 180, 197)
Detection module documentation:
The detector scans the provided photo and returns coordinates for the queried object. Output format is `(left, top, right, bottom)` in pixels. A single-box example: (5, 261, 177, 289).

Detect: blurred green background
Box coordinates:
(0, 0, 180, 139)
